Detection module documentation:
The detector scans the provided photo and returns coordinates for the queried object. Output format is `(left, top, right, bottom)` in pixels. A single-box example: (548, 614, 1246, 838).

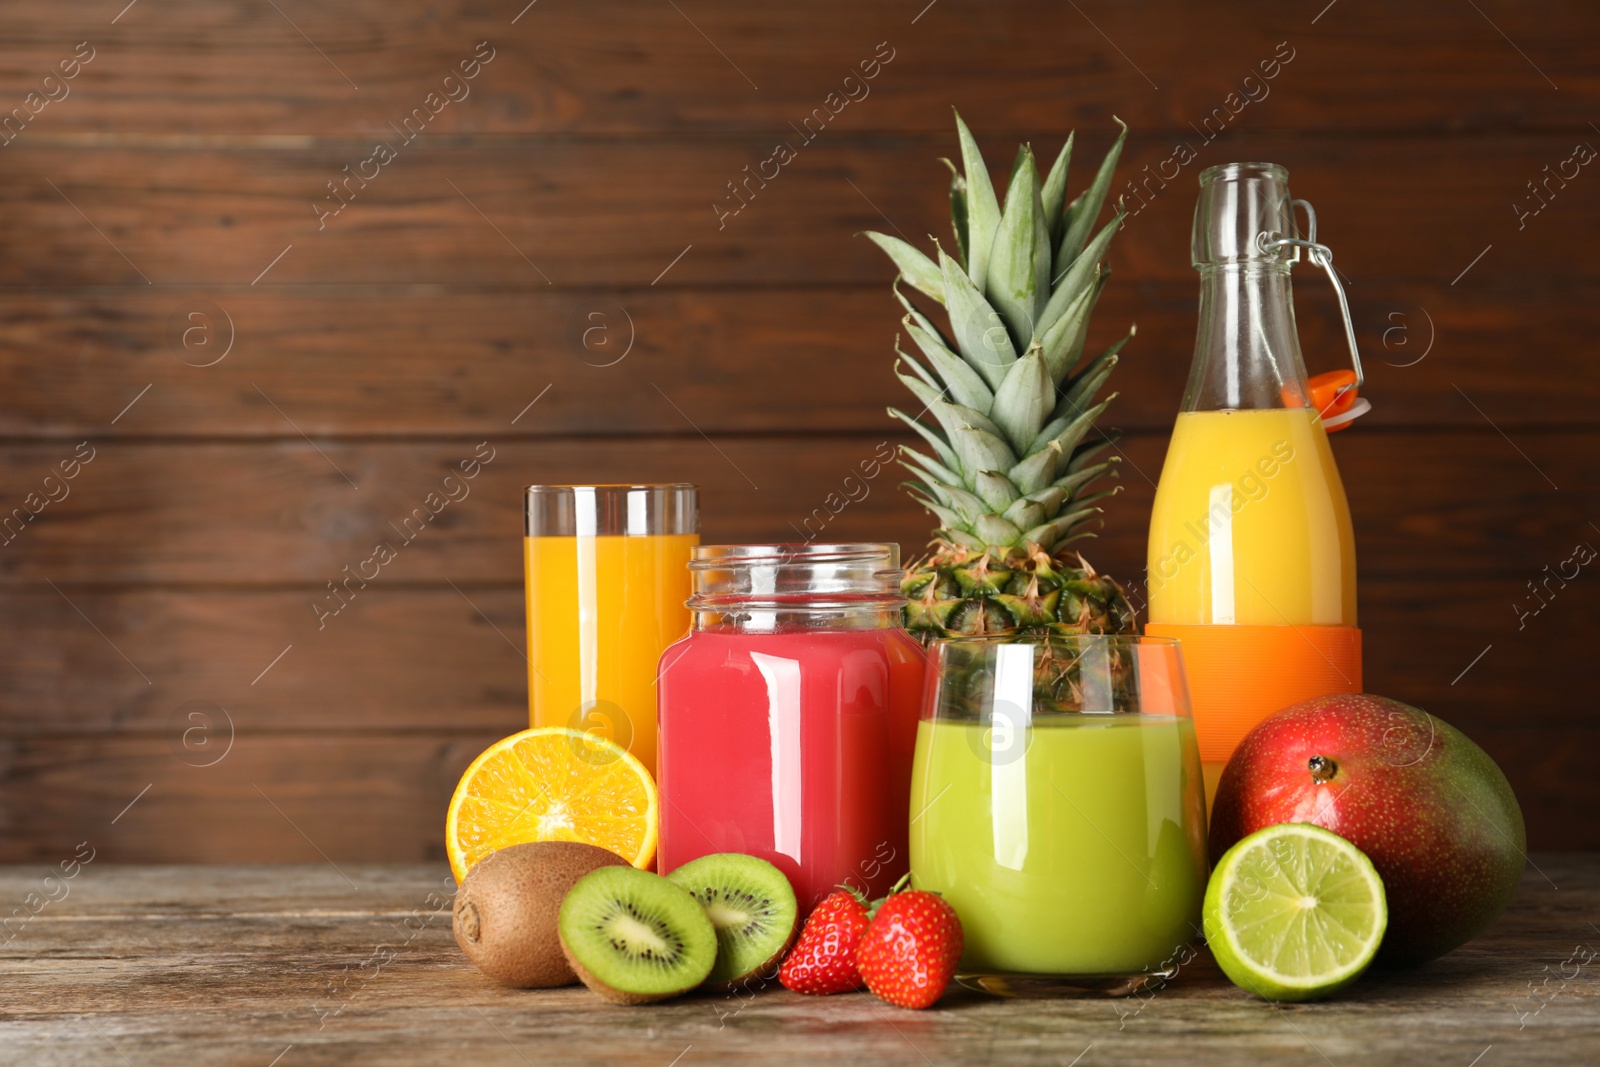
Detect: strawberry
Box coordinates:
(855, 878, 963, 1009)
(779, 889, 870, 995)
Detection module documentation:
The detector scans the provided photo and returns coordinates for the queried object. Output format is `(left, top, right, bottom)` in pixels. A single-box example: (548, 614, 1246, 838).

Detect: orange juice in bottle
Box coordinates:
(1146, 164, 1366, 804)
(1149, 408, 1354, 627)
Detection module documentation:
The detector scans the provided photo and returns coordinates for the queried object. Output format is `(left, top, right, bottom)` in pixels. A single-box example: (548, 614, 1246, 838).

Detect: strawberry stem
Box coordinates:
(866, 873, 915, 921)
(830, 884, 869, 906)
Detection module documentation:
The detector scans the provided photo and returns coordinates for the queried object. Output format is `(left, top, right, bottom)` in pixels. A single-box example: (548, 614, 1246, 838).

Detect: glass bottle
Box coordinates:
(1144, 163, 1363, 803)
(655, 543, 925, 911)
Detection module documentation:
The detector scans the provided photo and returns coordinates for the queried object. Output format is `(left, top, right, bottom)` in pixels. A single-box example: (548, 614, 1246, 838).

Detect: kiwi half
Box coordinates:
(557, 866, 716, 1005)
(666, 853, 798, 988)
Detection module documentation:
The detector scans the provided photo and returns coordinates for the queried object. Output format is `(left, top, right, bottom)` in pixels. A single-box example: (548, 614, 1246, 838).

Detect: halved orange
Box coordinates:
(446, 726, 658, 883)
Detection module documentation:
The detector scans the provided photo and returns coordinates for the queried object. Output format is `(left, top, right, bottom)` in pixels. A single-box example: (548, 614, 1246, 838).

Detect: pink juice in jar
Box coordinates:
(656, 545, 925, 911)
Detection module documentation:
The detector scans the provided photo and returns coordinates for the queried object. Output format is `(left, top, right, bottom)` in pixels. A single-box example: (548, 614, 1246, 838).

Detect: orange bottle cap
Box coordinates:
(1308, 370, 1368, 432)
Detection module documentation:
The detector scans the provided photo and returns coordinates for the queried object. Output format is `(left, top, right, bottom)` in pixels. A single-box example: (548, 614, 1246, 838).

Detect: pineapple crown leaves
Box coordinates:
(865, 112, 1133, 556)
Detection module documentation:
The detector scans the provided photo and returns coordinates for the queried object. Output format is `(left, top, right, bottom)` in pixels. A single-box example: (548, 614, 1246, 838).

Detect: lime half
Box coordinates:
(1204, 823, 1387, 1002)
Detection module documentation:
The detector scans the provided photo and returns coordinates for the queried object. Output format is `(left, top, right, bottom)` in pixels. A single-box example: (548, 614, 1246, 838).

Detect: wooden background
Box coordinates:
(0, 0, 1594, 861)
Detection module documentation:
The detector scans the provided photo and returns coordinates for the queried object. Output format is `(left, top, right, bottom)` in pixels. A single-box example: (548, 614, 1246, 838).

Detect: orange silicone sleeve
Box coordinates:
(1143, 623, 1363, 764)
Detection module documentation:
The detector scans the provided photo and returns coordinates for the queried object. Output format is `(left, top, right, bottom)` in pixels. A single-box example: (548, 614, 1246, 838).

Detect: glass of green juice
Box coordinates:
(909, 635, 1208, 997)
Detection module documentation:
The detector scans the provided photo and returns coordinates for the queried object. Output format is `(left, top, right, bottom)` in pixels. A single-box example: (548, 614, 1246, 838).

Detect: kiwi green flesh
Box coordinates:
(666, 853, 798, 987)
(558, 866, 716, 1003)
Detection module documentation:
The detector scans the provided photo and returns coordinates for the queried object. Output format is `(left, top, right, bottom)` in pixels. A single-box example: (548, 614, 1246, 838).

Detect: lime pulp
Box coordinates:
(1203, 822, 1387, 1002)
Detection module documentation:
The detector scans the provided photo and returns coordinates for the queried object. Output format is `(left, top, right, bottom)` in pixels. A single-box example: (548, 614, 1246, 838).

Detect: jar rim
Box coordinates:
(687, 542, 904, 606)
(1198, 161, 1288, 185)
(689, 542, 899, 568)
(690, 593, 908, 607)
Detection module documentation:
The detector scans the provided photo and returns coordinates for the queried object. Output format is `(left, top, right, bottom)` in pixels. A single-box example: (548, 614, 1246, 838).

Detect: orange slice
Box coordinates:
(446, 726, 658, 883)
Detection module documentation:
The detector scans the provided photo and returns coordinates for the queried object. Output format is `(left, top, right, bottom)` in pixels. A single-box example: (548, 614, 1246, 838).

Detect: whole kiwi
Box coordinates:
(453, 841, 628, 987)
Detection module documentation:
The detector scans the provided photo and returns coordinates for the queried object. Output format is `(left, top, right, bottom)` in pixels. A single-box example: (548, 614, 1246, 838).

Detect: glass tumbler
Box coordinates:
(524, 484, 698, 777)
(909, 635, 1208, 996)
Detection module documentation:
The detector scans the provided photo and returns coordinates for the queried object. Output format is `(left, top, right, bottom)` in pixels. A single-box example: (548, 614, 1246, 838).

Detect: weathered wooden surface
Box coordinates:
(4, 137, 1593, 288)
(1, 0, 1596, 135)
(0, 861, 1595, 1065)
(0, 285, 1589, 435)
(1, 0, 1597, 859)
(4, 579, 1592, 736)
(0, 433, 1594, 584)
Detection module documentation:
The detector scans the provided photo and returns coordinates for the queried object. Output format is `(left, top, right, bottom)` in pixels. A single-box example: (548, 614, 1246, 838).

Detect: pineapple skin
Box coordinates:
(902, 541, 1135, 645)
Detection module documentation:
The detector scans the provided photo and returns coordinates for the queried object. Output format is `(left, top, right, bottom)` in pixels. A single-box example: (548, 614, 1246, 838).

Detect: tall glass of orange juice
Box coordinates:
(524, 484, 698, 776)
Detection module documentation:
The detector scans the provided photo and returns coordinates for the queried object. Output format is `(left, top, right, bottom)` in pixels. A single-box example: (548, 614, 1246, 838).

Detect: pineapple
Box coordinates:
(864, 112, 1137, 644)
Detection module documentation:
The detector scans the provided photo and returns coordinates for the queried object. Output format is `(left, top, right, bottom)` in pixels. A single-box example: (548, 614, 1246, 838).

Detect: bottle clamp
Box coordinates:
(1258, 199, 1371, 432)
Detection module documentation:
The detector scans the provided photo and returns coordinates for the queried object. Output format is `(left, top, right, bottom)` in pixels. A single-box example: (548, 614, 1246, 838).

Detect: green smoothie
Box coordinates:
(910, 714, 1207, 975)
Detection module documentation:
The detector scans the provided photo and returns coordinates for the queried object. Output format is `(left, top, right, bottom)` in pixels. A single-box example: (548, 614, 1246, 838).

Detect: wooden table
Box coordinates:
(6, 859, 1596, 1065)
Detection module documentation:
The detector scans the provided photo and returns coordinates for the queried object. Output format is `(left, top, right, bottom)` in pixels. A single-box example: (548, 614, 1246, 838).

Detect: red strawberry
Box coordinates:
(779, 889, 870, 995)
(855, 878, 963, 1010)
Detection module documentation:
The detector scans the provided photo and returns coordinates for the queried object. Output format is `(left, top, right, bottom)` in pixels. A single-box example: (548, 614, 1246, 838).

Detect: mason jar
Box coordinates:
(656, 543, 925, 911)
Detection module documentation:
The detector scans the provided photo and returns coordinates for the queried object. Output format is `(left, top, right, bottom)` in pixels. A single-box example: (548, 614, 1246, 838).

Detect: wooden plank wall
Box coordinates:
(0, 1, 1594, 860)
